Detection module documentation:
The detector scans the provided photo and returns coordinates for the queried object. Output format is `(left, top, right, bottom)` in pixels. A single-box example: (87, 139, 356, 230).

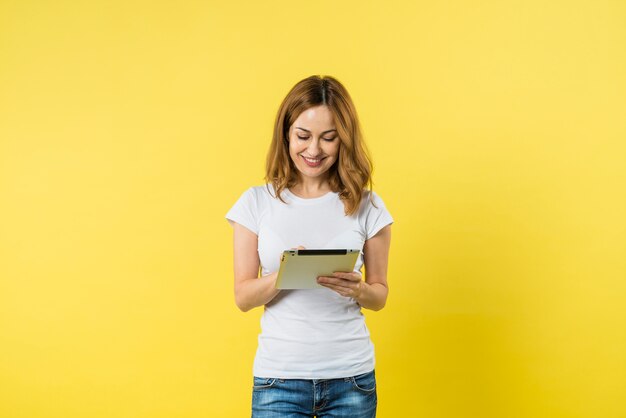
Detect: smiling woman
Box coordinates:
(225, 75, 393, 417)
(265, 75, 375, 215)
(287, 106, 340, 180)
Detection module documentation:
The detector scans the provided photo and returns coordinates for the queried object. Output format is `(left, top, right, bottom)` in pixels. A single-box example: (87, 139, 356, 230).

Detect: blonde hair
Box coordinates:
(265, 75, 374, 216)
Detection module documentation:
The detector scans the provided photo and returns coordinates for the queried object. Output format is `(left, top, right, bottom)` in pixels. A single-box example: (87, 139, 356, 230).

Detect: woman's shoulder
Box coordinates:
(242, 184, 279, 202)
(253, 183, 277, 195)
(359, 189, 387, 207)
(355, 189, 392, 220)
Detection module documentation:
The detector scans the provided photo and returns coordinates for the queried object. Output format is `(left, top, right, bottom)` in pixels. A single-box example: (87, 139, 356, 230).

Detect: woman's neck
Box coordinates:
(290, 178, 331, 199)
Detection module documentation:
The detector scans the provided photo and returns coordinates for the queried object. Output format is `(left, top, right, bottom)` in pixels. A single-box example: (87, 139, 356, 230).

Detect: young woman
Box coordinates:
(226, 75, 393, 417)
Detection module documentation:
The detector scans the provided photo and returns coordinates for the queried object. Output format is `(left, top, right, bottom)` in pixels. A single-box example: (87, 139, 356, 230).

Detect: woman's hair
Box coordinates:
(265, 75, 374, 216)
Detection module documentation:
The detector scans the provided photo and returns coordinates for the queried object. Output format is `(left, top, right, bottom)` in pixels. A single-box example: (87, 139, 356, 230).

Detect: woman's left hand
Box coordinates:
(317, 271, 364, 299)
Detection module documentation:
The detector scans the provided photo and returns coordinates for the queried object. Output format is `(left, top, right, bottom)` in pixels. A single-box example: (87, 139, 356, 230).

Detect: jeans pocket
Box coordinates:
(252, 376, 277, 390)
(350, 370, 376, 393)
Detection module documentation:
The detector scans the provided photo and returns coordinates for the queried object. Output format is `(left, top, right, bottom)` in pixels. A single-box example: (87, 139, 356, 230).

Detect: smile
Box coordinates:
(301, 155, 326, 167)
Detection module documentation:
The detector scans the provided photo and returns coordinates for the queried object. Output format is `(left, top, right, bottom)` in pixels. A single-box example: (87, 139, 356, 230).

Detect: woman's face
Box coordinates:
(287, 105, 340, 182)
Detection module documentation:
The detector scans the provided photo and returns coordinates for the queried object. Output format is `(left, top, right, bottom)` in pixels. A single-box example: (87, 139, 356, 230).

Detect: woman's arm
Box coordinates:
(231, 222, 280, 312)
(316, 224, 392, 311)
(356, 224, 391, 310)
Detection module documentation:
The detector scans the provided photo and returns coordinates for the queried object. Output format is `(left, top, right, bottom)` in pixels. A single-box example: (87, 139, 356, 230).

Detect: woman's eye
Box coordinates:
(296, 135, 336, 141)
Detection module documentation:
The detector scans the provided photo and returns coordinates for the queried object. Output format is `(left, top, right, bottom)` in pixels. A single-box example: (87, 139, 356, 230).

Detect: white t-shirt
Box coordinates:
(225, 184, 394, 379)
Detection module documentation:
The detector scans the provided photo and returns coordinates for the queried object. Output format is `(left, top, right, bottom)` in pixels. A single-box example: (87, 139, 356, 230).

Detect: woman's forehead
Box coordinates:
(293, 106, 335, 130)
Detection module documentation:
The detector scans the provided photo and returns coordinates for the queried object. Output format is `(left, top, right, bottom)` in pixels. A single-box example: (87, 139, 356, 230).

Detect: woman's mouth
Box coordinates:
(301, 155, 325, 167)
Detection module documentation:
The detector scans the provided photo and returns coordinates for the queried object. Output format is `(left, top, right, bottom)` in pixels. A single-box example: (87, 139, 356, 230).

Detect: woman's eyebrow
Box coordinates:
(295, 127, 337, 134)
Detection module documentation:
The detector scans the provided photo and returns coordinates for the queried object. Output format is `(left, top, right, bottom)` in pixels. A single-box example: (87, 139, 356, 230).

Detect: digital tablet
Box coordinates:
(275, 249, 361, 289)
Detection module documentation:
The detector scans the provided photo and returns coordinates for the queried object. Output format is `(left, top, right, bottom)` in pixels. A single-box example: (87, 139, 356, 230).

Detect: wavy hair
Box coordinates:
(265, 75, 374, 216)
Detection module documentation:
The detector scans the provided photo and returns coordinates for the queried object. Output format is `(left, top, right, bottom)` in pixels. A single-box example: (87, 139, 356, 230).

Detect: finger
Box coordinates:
(317, 276, 350, 287)
(332, 271, 361, 282)
(319, 282, 354, 298)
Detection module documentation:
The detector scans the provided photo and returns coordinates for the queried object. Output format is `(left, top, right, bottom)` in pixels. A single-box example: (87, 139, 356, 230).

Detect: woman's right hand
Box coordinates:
(232, 222, 282, 312)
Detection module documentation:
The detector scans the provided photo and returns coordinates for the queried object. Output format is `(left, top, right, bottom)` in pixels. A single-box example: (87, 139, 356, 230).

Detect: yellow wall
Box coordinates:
(1, 1, 624, 417)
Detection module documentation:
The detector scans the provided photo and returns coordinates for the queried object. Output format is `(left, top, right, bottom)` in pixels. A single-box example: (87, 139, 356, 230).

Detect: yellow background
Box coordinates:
(1, 1, 625, 417)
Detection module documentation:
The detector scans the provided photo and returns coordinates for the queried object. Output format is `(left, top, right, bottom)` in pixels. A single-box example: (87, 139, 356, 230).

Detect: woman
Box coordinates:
(226, 75, 393, 417)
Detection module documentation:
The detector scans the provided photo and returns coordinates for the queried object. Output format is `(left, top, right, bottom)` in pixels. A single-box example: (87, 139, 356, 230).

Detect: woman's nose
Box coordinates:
(308, 138, 321, 155)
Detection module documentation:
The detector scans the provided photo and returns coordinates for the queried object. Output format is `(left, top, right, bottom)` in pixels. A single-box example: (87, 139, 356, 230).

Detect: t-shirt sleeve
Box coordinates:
(363, 191, 394, 240)
(225, 187, 259, 235)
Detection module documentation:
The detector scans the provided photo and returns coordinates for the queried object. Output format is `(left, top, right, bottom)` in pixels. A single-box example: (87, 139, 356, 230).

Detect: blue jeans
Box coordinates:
(251, 370, 377, 417)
